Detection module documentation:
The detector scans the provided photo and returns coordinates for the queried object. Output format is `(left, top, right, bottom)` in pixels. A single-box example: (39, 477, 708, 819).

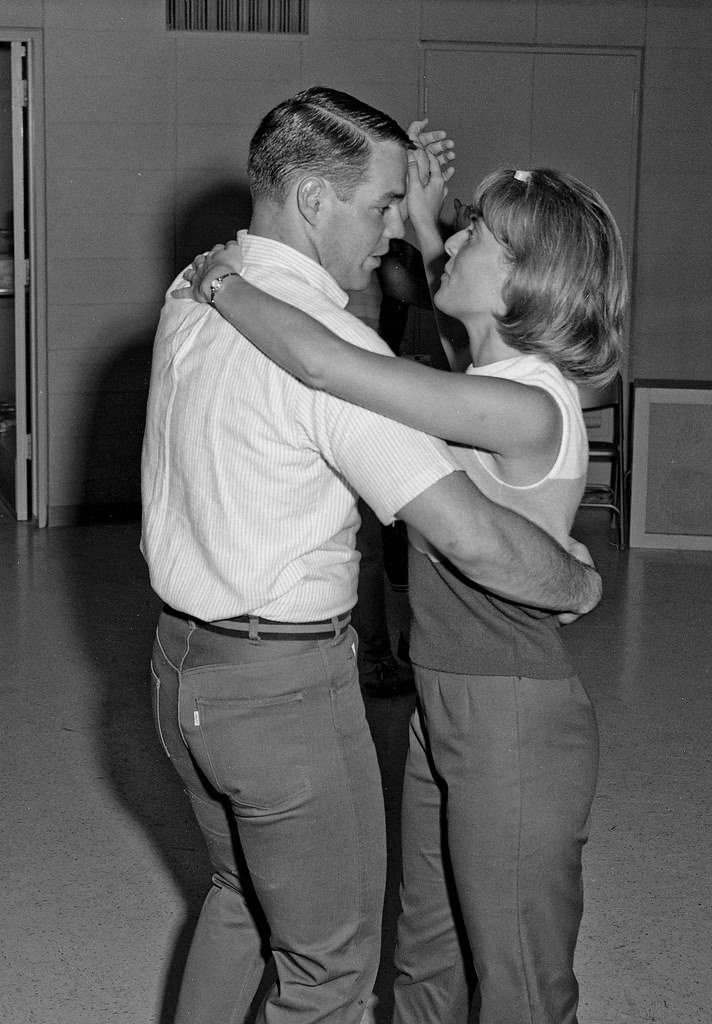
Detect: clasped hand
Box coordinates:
(405, 118, 455, 227)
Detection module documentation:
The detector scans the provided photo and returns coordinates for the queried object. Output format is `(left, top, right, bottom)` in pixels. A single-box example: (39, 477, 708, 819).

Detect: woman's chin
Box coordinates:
(433, 291, 450, 315)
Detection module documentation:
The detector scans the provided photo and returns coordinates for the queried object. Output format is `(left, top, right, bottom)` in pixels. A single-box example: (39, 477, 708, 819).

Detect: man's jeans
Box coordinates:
(151, 609, 386, 1024)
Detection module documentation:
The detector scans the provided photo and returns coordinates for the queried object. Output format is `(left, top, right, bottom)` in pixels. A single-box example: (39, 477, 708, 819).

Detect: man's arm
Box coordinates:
(397, 471, 602, 616)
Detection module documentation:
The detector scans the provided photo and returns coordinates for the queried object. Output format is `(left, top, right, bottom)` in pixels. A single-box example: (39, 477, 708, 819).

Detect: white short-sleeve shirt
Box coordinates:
(141, 232, 458, 622)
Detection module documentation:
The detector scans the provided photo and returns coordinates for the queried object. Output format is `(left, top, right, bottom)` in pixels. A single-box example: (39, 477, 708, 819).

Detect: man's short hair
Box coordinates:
(248, 86, 412, 203)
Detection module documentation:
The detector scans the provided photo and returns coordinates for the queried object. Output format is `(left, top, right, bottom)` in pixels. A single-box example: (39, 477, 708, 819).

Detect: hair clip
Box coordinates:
(514, 169, 532, 183)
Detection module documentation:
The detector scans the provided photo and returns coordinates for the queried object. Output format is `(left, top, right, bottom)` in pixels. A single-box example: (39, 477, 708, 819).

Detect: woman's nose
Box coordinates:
(444, 228, 468, 257)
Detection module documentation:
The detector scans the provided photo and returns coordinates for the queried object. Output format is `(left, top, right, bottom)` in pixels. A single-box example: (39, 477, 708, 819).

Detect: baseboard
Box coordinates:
(48, 502, 141, 528)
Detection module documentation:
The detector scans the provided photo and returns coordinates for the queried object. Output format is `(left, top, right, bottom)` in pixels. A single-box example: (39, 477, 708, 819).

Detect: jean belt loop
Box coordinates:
(248, 616, 260, 641)
(330, 615, 341, 645)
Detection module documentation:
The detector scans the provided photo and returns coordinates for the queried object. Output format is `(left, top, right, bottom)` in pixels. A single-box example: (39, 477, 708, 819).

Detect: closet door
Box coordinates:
(530, 50, 640, 260)
(422, 44, 640, 262)
(0, 41, 30, 520)
(10, 40, 28, 520)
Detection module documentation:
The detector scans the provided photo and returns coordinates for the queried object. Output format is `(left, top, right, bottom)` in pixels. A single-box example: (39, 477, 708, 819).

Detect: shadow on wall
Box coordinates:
(174, 180, 253, 273)
(78, 330, 155, 524)
(76, 182, 253, 525)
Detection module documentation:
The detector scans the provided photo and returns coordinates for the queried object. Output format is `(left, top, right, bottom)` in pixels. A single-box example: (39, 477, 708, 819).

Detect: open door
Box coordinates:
(0, 33, 47, 525)
(11, 39, 28, 519)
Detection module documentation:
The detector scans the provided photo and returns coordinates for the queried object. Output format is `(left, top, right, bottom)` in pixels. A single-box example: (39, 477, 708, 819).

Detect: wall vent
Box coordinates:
(167, 0, 308, 33)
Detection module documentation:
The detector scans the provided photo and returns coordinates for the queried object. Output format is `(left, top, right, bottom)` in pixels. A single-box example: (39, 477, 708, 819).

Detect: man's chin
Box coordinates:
(344, 268, 375, 292)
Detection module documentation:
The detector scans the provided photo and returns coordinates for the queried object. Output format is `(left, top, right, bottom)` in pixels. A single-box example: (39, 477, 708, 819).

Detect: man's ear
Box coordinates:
(296, 176, 325, 226)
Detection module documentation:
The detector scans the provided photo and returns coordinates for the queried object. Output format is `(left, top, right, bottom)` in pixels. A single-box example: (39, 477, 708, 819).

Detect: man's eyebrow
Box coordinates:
(376, 189, 406, 203)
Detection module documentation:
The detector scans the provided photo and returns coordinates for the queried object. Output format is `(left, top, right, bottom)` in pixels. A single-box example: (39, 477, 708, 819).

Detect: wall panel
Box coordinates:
(0, 0, 711, 519)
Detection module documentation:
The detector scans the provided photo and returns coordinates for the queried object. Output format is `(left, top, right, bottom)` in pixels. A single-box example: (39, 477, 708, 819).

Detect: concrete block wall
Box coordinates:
(1, 0, 710, 520)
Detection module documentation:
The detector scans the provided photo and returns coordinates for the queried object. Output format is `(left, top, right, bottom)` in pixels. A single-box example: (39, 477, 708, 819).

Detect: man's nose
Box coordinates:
(385, 208, 406, 240)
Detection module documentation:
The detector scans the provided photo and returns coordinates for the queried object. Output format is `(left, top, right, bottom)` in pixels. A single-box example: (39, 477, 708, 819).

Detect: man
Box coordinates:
(141, 87, 600, 1024)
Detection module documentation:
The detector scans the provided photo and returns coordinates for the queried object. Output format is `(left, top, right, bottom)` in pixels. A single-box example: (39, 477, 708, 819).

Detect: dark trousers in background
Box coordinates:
(353, 498, 409, 668)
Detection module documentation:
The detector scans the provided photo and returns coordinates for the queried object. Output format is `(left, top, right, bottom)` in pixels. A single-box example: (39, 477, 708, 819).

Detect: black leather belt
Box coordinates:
(164, 605, 351, 640)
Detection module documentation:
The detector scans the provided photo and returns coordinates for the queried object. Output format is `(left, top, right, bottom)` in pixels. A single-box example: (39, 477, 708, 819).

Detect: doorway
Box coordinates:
(0, 31, 47, 525)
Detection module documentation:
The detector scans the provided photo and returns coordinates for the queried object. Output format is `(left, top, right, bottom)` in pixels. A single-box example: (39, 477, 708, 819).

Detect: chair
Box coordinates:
(578, 373, 627, 549)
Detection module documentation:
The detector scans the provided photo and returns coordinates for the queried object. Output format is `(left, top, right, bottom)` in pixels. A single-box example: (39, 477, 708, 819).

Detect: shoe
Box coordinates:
(361, 654, 414, 698)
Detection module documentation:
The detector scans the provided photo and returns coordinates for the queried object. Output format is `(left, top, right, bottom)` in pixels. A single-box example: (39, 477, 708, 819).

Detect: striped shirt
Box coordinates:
(141, 232, 458, 622)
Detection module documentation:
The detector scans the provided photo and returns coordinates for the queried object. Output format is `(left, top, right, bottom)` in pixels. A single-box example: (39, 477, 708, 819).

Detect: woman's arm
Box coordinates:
(403, 127, 470, 370)
(176, 243, 558, 461)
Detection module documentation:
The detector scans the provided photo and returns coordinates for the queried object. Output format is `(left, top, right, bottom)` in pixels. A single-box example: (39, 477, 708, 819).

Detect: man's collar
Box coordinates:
(239, 230, 350, 309)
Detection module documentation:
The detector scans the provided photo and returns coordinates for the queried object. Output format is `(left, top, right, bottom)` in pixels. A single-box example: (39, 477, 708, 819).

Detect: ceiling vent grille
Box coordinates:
(167, 0, 308, 33)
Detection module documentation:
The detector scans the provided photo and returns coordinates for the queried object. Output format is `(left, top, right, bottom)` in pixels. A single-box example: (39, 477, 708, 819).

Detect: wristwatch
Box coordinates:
(209, 272, 240, 306)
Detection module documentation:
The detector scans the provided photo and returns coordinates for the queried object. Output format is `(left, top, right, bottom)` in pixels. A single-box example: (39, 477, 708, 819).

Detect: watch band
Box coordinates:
(209, 272, 240, 306)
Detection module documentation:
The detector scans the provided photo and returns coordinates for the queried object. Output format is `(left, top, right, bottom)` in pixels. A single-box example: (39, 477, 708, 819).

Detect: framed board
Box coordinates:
(629, 381, 712, 549)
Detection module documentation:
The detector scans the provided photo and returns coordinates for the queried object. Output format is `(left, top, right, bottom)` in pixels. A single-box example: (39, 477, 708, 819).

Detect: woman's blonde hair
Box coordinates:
(473, 168, 628, 386)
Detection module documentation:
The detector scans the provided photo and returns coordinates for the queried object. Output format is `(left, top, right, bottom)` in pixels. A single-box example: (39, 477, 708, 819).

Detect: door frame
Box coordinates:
(1, 28, 47, 526)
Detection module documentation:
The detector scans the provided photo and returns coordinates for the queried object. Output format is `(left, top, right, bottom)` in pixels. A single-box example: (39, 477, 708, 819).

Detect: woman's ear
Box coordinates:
(453, 198, 474, 231)
(296, 177, 324, 226)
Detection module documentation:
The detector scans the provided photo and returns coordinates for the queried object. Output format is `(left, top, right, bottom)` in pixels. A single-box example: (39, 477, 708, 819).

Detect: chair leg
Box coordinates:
(618, 462, 629, 551)
(613, 454, 627, 550)
(614, 396, 627, 550)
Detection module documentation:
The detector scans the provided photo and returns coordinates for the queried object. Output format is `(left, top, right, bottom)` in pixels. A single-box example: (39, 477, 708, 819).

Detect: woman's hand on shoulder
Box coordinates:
(171, 239, 243, 303)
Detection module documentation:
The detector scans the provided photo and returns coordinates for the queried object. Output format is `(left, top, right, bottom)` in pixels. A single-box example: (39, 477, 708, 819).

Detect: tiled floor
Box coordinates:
(2, 513, 711, 1023)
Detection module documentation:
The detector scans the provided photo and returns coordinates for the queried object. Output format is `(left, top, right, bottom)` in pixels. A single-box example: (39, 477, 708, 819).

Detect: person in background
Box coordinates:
(145, 85, 603, 1024)
(177, 150, 627, 1024)
(346, 240, 431, 697)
